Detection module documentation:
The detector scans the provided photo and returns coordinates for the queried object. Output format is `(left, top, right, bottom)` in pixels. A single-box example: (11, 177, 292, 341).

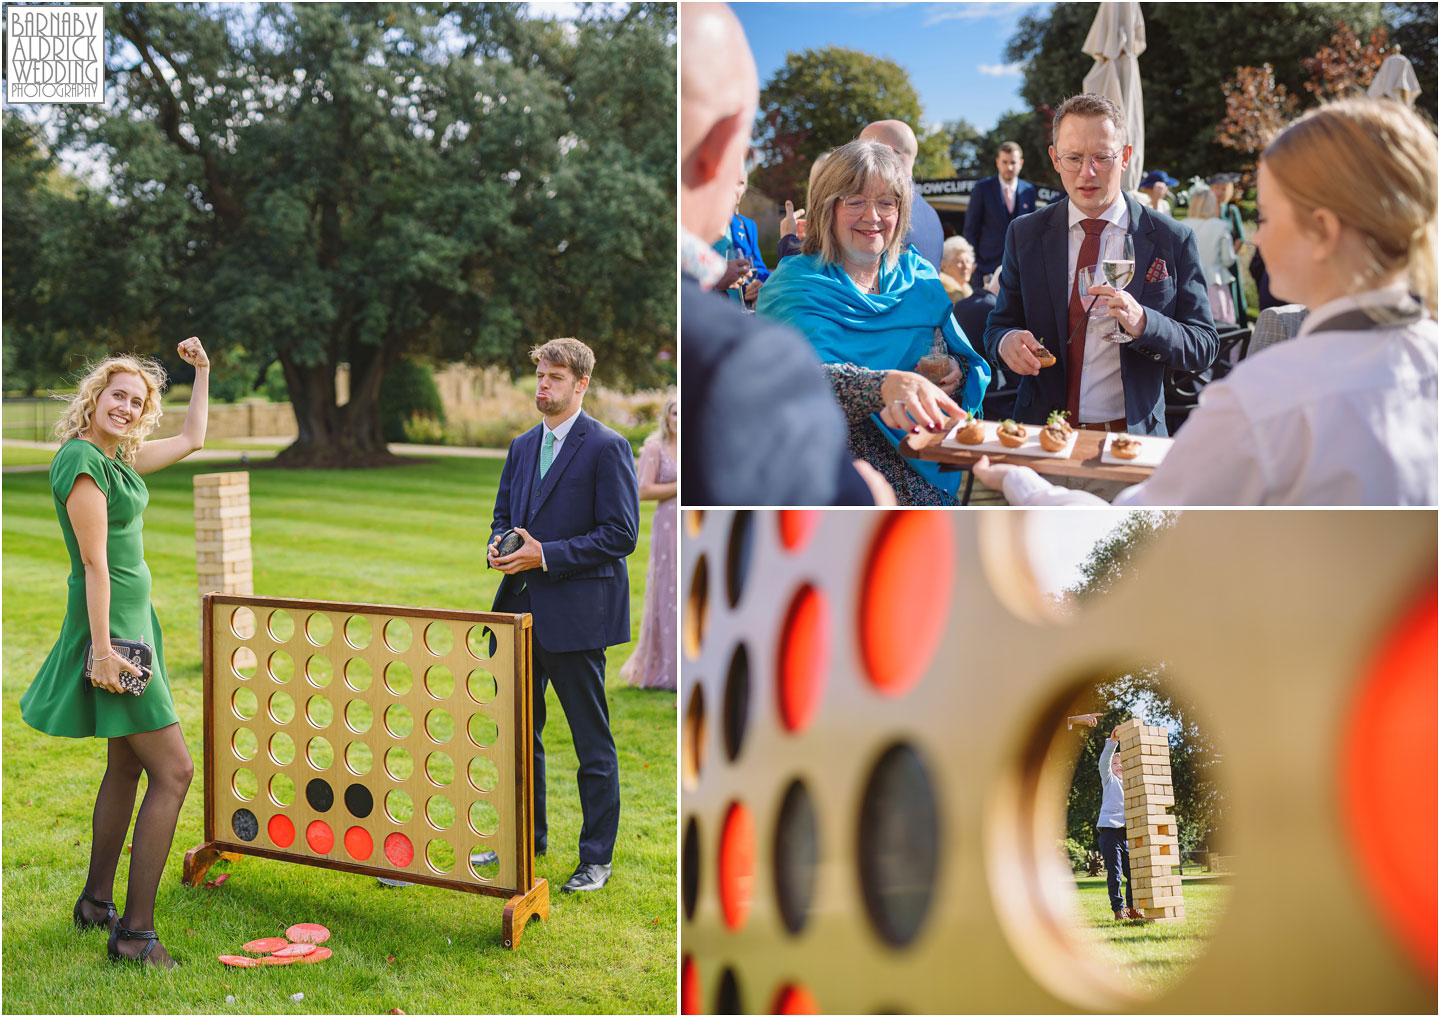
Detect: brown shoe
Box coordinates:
(1124, 907, 1149, 921)
(1113, 909, 1126, 921)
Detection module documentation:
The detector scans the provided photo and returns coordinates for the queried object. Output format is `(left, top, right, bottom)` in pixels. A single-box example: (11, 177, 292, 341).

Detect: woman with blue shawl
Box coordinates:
(757, 139, 991, 505)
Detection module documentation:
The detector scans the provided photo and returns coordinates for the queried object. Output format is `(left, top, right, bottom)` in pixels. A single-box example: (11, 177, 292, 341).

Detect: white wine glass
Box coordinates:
(1099, 232, 1136, 344)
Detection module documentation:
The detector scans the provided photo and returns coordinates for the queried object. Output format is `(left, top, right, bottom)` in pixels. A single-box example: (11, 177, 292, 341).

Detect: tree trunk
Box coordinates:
(270, 356, 403, 468)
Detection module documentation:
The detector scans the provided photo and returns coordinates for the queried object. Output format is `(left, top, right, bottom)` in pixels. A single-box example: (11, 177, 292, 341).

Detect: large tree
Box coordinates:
(1006, 3, 1395, 180)
(750, 46, 948, 203)
(23, 2, 674, 466)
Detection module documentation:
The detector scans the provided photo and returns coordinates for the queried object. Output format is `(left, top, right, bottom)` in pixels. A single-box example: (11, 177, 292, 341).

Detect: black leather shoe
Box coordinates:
(561, 862, 612, 893)
(470, 850, 499, 869)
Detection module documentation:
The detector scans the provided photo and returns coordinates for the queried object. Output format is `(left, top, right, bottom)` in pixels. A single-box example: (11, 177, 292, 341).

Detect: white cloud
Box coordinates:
(923, 2, 1041, 27)
(978, 61, 1024, 77)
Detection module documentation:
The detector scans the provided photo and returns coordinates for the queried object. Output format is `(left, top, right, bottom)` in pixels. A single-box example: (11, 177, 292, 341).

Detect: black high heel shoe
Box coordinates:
(107, 921, 177, 968)
(72, 888, 118, 931)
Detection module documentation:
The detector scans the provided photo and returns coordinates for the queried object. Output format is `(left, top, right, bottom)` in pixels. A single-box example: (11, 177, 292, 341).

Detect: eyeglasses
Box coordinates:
(1057, 151, 1123, 173)
(838, 195, 900, 216)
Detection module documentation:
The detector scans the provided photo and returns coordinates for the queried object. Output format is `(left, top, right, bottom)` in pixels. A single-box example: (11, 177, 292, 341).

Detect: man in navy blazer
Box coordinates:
(717, 204, 771, 306)
(488, 336, 639, 893)
(983, 94, 1217, 436)
(963, 142, 1037, 287)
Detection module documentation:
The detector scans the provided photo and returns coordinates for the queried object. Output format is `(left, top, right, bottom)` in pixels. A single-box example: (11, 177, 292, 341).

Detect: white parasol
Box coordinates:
(1368, 53, 1421, 107)
(1081, 1, 1146, 193)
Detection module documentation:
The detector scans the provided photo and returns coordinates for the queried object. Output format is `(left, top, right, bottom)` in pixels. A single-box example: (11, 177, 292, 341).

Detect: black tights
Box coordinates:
(84, 724, 192, 960)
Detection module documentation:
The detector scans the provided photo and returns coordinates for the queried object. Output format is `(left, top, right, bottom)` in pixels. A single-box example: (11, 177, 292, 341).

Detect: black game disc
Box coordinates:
(306, 778, 334, 813)
(232, 808, 259, 842)
(344, 782, 374, 819)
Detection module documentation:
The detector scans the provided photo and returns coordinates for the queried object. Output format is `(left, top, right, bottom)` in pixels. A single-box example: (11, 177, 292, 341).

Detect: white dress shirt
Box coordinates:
(1070, 198, 1129, 423)
(534, 409, 582, 571)
(1001, 284, 1438, 506)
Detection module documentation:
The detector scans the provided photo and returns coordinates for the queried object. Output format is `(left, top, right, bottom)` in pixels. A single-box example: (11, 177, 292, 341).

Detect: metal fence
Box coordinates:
(3, 397, 63, 442)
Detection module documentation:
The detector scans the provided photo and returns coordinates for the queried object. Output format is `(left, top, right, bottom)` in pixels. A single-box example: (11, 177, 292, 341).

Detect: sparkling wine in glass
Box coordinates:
(1100, 233, 1135, 343)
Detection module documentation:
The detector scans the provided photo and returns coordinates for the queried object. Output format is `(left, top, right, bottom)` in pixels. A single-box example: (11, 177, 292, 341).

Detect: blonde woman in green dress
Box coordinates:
(21, 338, 210, 968)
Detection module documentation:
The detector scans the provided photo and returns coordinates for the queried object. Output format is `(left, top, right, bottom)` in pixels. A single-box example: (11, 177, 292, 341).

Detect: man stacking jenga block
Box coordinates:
(1114, 717, 1185, 922)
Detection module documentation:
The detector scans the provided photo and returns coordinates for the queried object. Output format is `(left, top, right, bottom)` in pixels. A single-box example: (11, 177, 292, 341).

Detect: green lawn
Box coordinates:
(2, 453, 675, 1014)
(1072, 873, 1233, 994)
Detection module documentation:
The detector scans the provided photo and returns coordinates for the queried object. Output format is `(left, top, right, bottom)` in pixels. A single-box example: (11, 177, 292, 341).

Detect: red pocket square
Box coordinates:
(1145, 258, 1170, 283)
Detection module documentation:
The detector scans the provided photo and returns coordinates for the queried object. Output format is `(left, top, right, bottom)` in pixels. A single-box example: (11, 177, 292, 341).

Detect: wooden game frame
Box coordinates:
(184, 594, 548, 948)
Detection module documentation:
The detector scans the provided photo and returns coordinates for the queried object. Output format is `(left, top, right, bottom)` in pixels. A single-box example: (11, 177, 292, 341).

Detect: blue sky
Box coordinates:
(731, 1, 1054, 135)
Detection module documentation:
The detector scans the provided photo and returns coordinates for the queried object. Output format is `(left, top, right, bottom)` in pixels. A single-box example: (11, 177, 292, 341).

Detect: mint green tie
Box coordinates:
(539, 429, 555, 478)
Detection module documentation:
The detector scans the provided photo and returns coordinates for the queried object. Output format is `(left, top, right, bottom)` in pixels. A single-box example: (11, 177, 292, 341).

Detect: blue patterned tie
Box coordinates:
(539, 429, 555, 478)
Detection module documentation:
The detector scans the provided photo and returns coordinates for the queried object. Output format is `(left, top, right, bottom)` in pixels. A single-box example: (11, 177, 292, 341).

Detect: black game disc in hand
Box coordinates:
(494, 529, 524, 557)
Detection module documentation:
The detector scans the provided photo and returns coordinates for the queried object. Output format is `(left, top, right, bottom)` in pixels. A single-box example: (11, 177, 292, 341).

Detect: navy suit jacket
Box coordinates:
(681, 276, 872, 506)
(963, 175, 1037, 275)
(982, 193, 1218, 435)
(727, 213, 771, 282)
(489, 410, 639, 653)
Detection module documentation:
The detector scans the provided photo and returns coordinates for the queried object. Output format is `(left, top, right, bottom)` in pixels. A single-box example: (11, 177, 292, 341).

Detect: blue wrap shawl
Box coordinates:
(756, 246, 991, 498)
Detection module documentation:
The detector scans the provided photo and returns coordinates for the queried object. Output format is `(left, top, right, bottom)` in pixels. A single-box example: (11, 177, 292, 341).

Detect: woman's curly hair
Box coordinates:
(55, 355, 168, 464)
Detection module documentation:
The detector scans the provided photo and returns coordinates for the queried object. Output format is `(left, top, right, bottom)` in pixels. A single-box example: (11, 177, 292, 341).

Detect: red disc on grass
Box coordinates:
(219, 954, 260, 967)
(241, 936, 288, 954)
(268, 813, 296, 848)
(344, 825, 373, 861)
(384, 831, 414, 867)
(297, 946, 333, 964)
(259, 954, 299, 966)
(273, 941, 316, 957)
(286, 922, 331, 944)
(306, 820, 335, 854)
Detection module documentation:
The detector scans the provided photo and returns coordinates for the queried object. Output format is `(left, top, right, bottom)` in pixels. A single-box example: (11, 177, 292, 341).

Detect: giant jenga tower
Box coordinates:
(1115, 717, 1185, 922)
(193, 472, 253, 598)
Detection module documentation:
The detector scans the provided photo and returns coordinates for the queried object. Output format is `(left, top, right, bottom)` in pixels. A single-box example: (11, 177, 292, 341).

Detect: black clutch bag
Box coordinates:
(84, 639, 153, 696)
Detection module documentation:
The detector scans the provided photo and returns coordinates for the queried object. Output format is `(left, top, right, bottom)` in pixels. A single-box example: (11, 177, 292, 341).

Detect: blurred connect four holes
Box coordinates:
(466, 625, 498, 660)
(424, 621, 455, 656)
(230, 606, 256, 640)
(383, 617, 413, 653)
(305, 612, 333, 646)
(343, 615, 372, 650)
(267, 609, 295, 642)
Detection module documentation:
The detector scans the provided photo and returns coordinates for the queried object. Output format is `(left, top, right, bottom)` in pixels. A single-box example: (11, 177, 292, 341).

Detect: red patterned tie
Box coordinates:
(1066, 218, 1108, 423)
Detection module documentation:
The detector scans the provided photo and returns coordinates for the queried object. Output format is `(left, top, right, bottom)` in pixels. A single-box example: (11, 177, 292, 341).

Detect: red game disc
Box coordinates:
(272, 942, 316, 957)
(258, 954, 299, 966)
(287, 923, 331, 944)
(242, 936, 289, 954)
(219, 954, 260, 968)
(297, 946, 333, 964)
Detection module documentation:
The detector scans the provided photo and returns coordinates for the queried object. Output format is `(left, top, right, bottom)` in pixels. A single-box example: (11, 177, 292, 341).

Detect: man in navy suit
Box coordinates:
(984, 93, 1216, 436)
(963, 142, 1036, 288)
(488, 336, 639, 893)
(859, 119, 943, 269)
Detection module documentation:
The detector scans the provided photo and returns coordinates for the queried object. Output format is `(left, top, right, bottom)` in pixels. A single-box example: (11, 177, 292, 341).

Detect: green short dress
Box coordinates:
(20, 438, 179, 739)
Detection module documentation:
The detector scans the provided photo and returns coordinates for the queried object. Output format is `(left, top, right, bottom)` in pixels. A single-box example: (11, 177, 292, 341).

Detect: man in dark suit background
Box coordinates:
(859, 119, 944, 270)
(984, 93, 1216, 437)
(963, 141, 1036, 288)
(488, 336, 639, 893)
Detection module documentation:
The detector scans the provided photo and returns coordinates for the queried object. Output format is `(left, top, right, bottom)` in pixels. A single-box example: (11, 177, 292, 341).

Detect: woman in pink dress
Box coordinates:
(621, 393, 677, 691)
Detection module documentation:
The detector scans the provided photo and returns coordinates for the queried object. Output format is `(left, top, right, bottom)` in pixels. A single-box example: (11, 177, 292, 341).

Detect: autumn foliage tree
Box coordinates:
(1301, 21, 1392, 101)
(1215, 63, 1300, 162)
(1218, 21, 1397, 170)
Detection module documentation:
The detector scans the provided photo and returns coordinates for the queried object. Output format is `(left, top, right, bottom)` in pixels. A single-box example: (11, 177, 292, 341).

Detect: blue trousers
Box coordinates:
(1097, 826, 1132, 912)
